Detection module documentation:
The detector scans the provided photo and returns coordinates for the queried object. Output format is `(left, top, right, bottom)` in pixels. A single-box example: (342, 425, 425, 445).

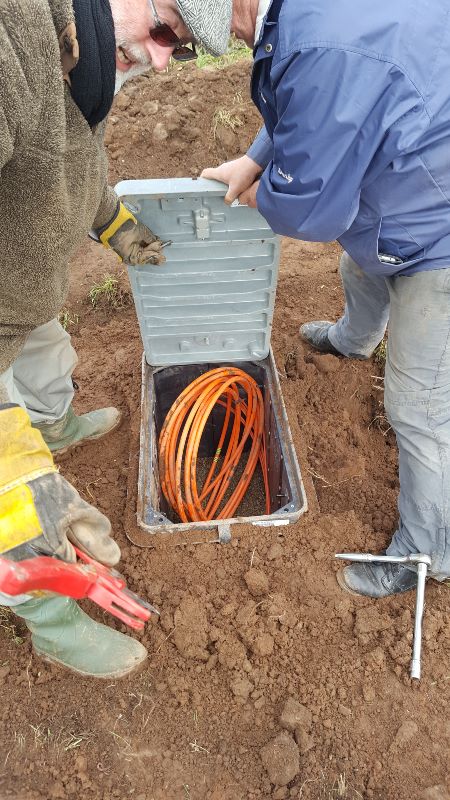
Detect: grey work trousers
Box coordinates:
(0, 319, 76, 423)
(328, 252, 450, 579)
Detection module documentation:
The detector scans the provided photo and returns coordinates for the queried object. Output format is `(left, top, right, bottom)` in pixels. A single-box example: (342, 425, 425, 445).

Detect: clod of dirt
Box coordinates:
(214, 124, 237, 150)
(266, 593, 299, 628)
(362, 684, 376, 702)
(295, 728, 315, 754)
(217, 636, 247, 670)
(365, 646, 386, 669)
(267, 542, 283, 560)
(152, 122, 169, 141)
(279, 698, 312, 733)
(244, 568, 270, 597)
(251, 632, 274, 657)
(114, 93, 131, 111)
(230, 675, 253, 701)
(187, 94, 204, 112)
(390, 720, 419, 750)
(354, 607, 393, 636)
(260, 731, 300, 786)
(273, 789, 288, 800)
(173, 595, 210, 661)
(310, 353, 340, 374)
(419, 786, 449, 800)
(141, 99, 159, 115)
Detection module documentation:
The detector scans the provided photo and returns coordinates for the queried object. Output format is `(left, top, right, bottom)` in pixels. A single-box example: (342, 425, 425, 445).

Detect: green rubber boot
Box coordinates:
(14, 595, 147, 678)
(33, 404, 121, 454)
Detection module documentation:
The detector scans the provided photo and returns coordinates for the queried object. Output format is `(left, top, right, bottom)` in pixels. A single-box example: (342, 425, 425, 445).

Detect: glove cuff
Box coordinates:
(97, 202, 137, 249)
(0, 407, 57, 495)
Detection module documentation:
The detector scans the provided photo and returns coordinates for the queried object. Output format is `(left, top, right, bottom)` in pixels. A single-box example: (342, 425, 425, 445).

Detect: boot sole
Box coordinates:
(33, 646, 148, 679)
(49, 415, 122, 456)
(336, 567, 365, 597)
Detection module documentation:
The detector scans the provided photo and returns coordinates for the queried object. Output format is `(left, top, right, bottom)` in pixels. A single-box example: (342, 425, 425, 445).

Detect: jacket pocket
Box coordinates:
(340, 215, 425, 276)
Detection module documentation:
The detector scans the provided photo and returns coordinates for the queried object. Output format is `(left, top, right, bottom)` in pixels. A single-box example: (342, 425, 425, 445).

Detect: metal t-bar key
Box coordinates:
(335, 553, 432, 680)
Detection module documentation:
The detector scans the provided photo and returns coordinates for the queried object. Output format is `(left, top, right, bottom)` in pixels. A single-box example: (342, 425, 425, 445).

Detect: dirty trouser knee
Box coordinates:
(383, 268, 450, 580)
(328, 252, 390, 357)
(0, 318, 77, 425)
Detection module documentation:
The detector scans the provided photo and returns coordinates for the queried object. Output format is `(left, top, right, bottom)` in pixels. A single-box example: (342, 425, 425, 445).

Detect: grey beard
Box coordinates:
(114, 63, 152, 95)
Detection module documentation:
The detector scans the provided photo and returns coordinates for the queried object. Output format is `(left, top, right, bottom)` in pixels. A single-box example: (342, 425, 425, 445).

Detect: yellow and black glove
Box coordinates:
(96, 202, 167, 265)
(0, 406, 120, 566)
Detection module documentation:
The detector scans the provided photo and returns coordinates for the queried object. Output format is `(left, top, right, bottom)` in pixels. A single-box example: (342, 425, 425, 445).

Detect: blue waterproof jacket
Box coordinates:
(247, 0, 450, 276)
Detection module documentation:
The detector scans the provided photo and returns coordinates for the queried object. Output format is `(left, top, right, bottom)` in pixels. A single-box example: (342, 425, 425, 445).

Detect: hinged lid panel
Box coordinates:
(115, 178, 280, 366)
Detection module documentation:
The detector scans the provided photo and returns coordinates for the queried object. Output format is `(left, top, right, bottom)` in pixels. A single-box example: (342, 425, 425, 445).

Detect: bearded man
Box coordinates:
(0, 0, 230, 678)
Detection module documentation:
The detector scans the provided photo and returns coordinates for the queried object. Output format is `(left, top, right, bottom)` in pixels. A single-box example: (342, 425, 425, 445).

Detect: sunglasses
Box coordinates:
(148, 0, 197, 62)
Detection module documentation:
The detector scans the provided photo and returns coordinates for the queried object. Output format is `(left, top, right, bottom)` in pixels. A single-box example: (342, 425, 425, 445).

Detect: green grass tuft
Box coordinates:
(88, 274, 130, 310)
(374, 339, 387, 366)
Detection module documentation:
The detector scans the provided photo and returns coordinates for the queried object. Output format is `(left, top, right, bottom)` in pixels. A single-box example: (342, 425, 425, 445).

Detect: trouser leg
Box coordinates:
(8, 319, 77, 424)
(0, 365, 23, 408)
(0, 320, 77, 606)
(328, 252, 390, 357)
(384, 268, 450, 579)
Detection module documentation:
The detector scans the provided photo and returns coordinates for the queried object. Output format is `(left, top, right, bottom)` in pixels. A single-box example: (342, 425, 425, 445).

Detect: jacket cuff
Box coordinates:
(247, 127, 274, 169)
(92, 184, 121, 232)
(97, 203, 137, 248)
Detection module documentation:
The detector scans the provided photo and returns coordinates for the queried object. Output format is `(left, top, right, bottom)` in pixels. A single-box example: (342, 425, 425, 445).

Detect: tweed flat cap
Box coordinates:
(176, 0, 232, 56)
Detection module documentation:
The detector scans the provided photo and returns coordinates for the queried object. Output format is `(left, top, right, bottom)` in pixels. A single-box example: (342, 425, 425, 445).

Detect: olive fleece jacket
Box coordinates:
(0, 0, 118, 404)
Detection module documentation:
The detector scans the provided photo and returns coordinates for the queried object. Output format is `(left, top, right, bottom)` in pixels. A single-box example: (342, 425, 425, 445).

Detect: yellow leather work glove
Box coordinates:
(96, 202, 167, 265)
(0, 406, 120, 566)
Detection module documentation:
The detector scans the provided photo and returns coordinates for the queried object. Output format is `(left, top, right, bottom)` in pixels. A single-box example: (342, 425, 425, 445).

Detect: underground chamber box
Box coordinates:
(116, 178, 307, 540)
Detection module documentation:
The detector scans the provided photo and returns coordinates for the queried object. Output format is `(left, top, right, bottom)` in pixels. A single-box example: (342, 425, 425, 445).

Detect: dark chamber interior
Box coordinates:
(150, 361, 295, 523)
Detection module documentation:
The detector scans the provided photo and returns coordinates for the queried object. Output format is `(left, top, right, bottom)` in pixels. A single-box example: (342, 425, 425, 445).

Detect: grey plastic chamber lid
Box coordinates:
(115, 178, 280, 366)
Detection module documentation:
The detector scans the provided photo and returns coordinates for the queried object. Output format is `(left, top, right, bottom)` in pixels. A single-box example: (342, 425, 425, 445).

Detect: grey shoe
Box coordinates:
(299, 321, 342, 355)
(34, 404, 121, 455)
(300, 320, 369, 360)
(337, 561, 418, 598)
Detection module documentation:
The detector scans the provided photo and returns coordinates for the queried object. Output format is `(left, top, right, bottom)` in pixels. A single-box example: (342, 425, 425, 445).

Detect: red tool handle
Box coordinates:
(0, 553, 154, 630)
(0, 556, 97, 597)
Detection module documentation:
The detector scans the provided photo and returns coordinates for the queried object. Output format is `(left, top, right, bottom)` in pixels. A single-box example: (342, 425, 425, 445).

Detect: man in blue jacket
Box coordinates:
(204, 0, 450, 596)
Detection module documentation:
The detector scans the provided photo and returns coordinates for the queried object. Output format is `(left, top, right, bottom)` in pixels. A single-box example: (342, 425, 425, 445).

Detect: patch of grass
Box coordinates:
(374, 338, 387, 366)
(369, 404, 392, 437)
(212, 107, 244, 138)
(195, 36, 251, 70)
(29, 723, 53, 748)
(0, 608, 25, 645)
(299, 771, 364, 799)
(62, 730, 92, 752)
(88, 273, 130, 309)
(212, 91, 248, 139)
(58, 308, 79, 330)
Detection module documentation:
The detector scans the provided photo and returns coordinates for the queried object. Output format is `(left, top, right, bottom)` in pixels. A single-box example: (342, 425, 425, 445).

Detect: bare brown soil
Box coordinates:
(0, 62, 449, 800)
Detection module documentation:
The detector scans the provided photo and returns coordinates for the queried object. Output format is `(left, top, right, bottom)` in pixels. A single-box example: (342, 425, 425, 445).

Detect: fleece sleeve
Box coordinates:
(0, 12, 36, 399)
(91, 121, 120, 230)
(0, 82, 17, 398)
(92, 181, 120, 231)
(256, 48, 423, 241)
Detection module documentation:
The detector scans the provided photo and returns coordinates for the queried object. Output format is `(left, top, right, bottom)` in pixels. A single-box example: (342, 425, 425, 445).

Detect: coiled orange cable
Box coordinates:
(159, 367, 270, 522)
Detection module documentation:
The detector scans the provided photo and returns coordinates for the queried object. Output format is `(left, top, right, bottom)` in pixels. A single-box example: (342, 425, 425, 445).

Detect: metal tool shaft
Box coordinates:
(336, 553, 418, 564)
(411, 561, 428, 680)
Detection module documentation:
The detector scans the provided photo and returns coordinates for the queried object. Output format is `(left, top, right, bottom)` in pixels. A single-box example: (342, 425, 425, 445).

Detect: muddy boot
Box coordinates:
(33, 405, 121, 454)
(337, 561, 418, 598)
(13, 595, 147, 678)
(300, 321, 342, 355)
(300, 321, 369, 359)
